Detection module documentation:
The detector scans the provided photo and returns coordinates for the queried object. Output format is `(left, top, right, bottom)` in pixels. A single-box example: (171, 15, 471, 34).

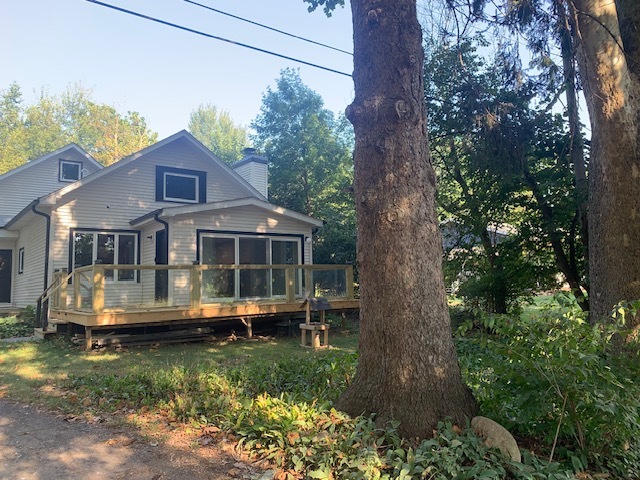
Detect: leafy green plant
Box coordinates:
(0, 316, 34, 339)
(459, 294, 640, 477)
(64, 350, 572, 479)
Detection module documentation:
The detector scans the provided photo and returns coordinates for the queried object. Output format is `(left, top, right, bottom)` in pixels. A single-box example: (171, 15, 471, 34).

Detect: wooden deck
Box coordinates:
(41, 264, 358, 349)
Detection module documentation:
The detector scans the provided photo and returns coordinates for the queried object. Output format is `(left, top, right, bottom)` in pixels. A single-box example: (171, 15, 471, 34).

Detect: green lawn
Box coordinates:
(0, 328, 359, 408)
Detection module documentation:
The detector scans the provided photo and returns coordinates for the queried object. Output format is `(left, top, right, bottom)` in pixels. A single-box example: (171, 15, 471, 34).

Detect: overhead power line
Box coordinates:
(184, 0, 352, 56)
(86, 0, 352, 77)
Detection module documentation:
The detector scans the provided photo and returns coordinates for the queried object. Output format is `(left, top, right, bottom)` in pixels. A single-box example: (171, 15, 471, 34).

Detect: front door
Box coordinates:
(154, 230, 168, 302)
(0, 250, 12, 303)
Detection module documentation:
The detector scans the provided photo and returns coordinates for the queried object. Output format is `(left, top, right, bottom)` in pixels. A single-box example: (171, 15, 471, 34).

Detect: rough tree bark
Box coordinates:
(336, 0, 477, 437)
(570, 0, 640, 324)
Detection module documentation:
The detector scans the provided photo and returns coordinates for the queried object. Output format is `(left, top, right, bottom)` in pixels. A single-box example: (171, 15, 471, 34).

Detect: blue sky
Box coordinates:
(1, 0, 354, 139)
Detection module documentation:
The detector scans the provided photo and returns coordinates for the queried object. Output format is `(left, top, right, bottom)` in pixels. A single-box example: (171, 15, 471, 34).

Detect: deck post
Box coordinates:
(304, 268, 313, 298)
(346, 265, 355, 299)
(190, 265, 202, 309)
(84, 327, 93, 351)
(285, 267, 296, 303)
(74, 273, 82, 310)
(240, 317, 253, 338)
(92, 266, 105, 314)
(59, 272, 68, 309)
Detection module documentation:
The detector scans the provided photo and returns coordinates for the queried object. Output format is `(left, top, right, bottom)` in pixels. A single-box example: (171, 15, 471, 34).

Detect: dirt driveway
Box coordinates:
(0, 399, 272, 480)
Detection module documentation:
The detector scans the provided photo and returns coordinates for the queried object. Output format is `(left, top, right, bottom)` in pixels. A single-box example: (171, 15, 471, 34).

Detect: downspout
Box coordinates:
(153, 212, 170, 303)
(31, 201, 51, 329)
(154, 212, 169, 263)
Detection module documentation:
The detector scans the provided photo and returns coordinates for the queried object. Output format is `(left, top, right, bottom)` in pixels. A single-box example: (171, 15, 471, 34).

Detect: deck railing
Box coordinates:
(48, 264, 355, 314)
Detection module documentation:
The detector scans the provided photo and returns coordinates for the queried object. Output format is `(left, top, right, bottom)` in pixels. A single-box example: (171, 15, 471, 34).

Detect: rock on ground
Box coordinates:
(471, 415, 522, 463)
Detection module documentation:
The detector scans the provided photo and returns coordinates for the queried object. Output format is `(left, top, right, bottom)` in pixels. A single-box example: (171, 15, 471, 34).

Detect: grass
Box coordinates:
(0, 306, 611, 478)
(0, 326, 359, 409)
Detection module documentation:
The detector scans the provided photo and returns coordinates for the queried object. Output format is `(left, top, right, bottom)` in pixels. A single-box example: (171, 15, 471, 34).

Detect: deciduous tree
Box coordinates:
(188, 103, 248, 164)
(252, 69, 356, 266)
(0, 83, 157, 170)
(304, 0, 477, 437)
(570, 0, 640, 323)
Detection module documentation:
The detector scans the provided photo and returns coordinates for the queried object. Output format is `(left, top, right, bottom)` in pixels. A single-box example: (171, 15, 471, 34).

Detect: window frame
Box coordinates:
(164, 171, 199, 203)
(198, 232, 302, 300)
(17, 247, 24, 274)
(69, 229, 140, 282)
(59, 159, 83, 182)
(156, 166, 207, 204)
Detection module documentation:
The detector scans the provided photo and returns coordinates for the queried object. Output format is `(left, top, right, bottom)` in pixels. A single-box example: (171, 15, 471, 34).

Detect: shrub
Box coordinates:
(458, 294, 640, 477)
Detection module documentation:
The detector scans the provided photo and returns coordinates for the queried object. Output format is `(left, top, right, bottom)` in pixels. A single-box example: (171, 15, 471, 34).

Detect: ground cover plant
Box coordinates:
(2, 302, 637, 478)
(0, 308, 35, 339)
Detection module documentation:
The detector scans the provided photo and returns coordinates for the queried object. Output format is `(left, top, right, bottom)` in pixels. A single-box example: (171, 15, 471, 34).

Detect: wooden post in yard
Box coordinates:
(92, 266, 105, 314)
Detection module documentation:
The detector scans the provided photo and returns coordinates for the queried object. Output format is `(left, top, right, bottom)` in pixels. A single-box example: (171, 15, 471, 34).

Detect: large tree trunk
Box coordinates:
(570, 0, 640, 324)
(337, 0, 477, 437)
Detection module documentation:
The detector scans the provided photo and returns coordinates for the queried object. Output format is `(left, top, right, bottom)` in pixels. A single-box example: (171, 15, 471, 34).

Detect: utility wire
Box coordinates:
(86, 0, 352, 77)
(184, 0, 352, 56)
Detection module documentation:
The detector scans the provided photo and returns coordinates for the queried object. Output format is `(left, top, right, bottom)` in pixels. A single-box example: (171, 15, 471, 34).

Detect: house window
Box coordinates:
(156, 166, 206, 204)
(73, 231, 138, 281)
(200, 234, 301, 300)
(18, 248, 24, 274)
(59, 160, 82, 182)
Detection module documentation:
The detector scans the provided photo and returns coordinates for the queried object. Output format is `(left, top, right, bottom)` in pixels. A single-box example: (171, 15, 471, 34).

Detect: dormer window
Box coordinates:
(59, 160, 82, 182)
(156, 166, 207, 204)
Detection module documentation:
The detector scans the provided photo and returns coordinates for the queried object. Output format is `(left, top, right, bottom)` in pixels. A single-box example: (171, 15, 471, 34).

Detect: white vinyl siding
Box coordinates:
(168, 206, 312, 305)
(170, 206, 314, 265)
(49, 140, 278, 274)
(45, 140, 265, 308)
(233, 161, 268, 198)
(13, 216, 47, 307)
(140, 226, 159, 305)
(0, 149, 100, 222)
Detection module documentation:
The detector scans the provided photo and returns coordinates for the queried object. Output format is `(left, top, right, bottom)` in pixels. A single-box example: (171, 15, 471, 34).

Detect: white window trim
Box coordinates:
(163, 171, 199, 203)
(59, 160, 82, 182)
(18, 247, 24, 274)
(73, 231, 138, 282)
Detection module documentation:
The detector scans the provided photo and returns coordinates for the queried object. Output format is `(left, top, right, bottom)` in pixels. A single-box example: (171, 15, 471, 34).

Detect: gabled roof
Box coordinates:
(38, 130, 266, 206)
(130, 197, 323, 228)
(0, 143, 102, 183)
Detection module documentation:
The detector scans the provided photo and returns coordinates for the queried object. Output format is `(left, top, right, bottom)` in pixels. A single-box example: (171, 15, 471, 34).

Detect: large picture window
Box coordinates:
(200, 234, 301, 301)
(72, 230, 138, 281)
(156, 166, 206, 204)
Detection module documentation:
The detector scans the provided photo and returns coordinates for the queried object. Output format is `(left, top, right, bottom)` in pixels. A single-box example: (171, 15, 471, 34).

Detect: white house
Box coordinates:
(0, 131, 323, 310)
